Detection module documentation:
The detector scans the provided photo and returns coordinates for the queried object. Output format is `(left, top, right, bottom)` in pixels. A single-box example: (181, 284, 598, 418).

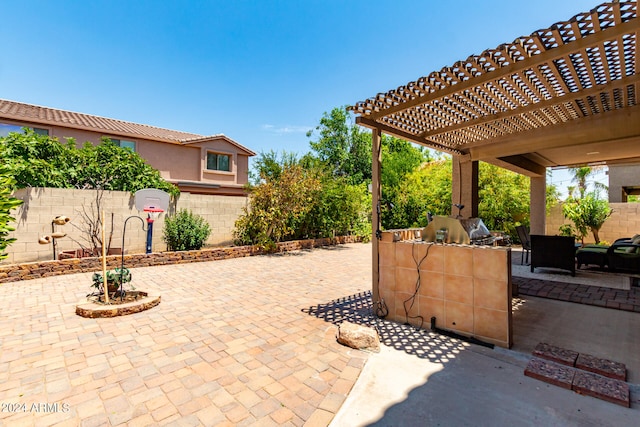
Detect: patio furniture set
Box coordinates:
(516, 226, 640, 276)
(576, 237, 640, 273)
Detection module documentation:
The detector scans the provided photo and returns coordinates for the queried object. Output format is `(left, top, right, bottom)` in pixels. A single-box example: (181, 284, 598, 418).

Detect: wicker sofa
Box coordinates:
(530, 235, 576, 276)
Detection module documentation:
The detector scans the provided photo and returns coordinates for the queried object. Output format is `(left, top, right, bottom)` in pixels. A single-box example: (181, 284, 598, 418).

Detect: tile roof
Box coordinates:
(0, 99, 255, 155)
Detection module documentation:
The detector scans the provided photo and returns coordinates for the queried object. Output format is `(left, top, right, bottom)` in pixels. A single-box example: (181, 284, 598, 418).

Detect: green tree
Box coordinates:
(1, 129, 76, 188)
(381, 136, 428, 189)
(249, 150, 301, 185)
(306, 107, 429, 230)
(1, 129, 179, 256)
(0, 130, 179, 196)
(234, 161, 322, 249)
(384, 158, 452, 229)
(296, 175, 371, 240)
(0, 164, 23, 260)
(235, 151, 371, 248)
(562, 192, 612, 244)
(478, 163, 530, 235)
(307, 106, 372, 183)
(74, 139, 179, 196)
(384, 158, 552, 242)
(568, 165, 606, 199)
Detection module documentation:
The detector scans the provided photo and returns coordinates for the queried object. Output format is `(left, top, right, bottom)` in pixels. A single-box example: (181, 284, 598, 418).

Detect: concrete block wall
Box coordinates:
(3, 188, 248, 265)
(546, 203, 640, 244)
(176, 192, 248, 244)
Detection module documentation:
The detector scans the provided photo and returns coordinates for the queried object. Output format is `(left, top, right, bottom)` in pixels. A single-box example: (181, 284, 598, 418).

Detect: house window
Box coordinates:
(0, 123, 49, 137)
(206, 152, 231, 172)
(109, 138, 136, 151)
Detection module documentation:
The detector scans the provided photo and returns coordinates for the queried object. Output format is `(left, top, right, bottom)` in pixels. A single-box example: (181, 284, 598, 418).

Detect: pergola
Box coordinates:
(350, 0, 638, 304)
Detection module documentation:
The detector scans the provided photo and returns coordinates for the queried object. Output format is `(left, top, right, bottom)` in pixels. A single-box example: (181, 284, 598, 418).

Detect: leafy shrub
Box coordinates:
(234, 162, 322, 250)
(1, 129, 179, 196)
(562, 193, 612, 244)
(295, 176, 371, 241)
(162, 210, 211, 251)
(0, 164, 23, 260)
(234, 153, 372, 250)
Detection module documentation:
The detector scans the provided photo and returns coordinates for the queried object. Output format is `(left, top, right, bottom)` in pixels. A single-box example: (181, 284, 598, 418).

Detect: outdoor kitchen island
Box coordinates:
(378, 226, 513, 348)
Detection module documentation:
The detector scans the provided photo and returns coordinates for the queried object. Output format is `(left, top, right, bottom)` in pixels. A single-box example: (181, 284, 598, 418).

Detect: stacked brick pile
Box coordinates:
(524, 342, 630, 407)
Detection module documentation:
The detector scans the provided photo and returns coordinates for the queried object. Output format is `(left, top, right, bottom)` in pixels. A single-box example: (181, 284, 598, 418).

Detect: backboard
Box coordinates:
(134, 188, 170, 213)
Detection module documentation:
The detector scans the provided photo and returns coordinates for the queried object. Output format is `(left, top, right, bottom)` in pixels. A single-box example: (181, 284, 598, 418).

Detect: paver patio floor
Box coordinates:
(0, 243, 371, 426)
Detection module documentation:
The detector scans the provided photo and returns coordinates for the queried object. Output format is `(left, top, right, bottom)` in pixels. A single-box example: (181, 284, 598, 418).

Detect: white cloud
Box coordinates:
(261, 124, 312, 134)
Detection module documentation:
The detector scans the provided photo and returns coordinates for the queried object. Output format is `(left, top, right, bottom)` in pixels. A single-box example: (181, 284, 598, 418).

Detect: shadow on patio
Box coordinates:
(302, 291, 469, 364)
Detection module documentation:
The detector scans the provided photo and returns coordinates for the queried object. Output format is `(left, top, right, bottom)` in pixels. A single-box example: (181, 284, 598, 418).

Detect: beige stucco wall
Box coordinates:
(142, 141, 201, 182)
(3, 188, 248, 265)
(608, 164, 640, 203)
(379, 231, 512, 348)
(546, 202, 640, 244)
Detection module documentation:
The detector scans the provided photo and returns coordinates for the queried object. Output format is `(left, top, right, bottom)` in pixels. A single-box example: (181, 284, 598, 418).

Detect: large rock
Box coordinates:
(337, 321, 380, 352)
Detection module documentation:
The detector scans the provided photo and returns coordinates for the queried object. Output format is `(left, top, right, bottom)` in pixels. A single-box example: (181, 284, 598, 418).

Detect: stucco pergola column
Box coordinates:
(451, 156, 479, 218)
(371, 128, 382, 305)
(530, 175, 546, 235)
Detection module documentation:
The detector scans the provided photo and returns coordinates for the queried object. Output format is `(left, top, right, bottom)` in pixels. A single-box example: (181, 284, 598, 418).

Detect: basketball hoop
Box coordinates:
(143, 207, 164, 220)
(134, 189, 171, 254)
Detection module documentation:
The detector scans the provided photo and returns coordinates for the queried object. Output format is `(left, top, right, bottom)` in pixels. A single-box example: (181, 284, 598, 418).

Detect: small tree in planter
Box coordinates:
(91, 267, 132, 295)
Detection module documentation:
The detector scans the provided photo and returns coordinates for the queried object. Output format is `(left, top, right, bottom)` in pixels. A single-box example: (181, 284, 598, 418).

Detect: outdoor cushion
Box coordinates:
(576, 245, 608, 269)
(607, 240, 640, 273)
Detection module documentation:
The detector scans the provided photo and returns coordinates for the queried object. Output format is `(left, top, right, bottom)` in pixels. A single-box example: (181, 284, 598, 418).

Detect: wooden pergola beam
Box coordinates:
(355, 116, 464, 155)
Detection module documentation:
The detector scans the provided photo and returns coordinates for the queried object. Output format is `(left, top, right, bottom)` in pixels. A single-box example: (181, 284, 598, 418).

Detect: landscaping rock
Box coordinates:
(337, 321, 380, 352)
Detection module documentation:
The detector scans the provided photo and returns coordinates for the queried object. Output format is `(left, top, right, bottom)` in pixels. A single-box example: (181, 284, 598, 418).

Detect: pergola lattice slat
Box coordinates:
(352, 1, 639, 172)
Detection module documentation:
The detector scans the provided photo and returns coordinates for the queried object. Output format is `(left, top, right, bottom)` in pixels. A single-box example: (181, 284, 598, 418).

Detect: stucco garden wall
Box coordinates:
(546, 202, 640, 244)
(3, 188, 248, 265)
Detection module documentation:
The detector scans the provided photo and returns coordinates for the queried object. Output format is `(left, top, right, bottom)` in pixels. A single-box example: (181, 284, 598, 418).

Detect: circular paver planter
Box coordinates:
(76, 292, 161, 318)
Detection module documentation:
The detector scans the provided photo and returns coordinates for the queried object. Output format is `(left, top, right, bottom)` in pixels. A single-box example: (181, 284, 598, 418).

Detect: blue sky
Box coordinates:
(1, 0, 604, 193)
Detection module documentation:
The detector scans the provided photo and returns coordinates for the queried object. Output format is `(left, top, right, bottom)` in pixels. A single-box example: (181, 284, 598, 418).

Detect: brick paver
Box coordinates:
(0, 243, 371, 426)
(513, 273, 640, 313)
(509, 247, 640, 312)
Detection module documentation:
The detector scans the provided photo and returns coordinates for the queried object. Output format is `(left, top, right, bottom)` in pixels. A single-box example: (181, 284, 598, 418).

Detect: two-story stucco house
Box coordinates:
(0, 99, 255, 196)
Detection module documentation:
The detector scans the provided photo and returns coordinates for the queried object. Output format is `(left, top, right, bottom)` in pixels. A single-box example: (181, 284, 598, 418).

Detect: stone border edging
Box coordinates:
(0, 236, 363, 283)
(76, 294, 161, 318)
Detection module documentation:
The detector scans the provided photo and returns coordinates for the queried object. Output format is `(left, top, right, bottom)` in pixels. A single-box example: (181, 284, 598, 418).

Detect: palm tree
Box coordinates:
(568, 165, 607, 199)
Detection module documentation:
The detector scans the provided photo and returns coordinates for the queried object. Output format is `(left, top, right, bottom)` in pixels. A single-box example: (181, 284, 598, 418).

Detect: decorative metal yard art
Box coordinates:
(38, 215, 71, 260)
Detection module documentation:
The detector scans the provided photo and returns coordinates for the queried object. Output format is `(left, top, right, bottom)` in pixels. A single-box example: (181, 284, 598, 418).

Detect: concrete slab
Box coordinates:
(511, 296, 640, 384)
(332, 341, 639, 427)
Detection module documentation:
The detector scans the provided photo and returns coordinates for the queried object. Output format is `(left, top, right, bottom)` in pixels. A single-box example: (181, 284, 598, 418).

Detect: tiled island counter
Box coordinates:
(378, 229, 513, 348)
